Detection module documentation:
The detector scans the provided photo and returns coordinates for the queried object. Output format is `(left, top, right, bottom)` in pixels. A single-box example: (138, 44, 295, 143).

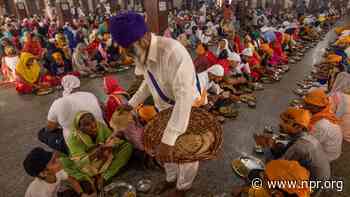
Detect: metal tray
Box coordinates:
(104, 181, 136, 197)
(232, 155, 265, 178)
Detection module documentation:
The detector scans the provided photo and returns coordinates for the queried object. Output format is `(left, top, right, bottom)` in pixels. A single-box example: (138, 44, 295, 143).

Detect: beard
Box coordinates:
(130, 43, 147, 75)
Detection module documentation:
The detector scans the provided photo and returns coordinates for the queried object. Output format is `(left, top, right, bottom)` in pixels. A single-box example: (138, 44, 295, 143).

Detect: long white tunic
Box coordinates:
(129, 34, 199, 146)
(311, 119, 343, 162)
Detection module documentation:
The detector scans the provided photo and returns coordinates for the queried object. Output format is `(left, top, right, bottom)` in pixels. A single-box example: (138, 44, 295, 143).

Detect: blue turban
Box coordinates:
(109, 11, 148, 48)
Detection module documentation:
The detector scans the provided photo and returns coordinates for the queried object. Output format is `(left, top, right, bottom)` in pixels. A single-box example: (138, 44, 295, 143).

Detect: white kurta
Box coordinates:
(25, 170, 68, 197)
(129, 34, 199, 146)
(311, 119, 343, 162)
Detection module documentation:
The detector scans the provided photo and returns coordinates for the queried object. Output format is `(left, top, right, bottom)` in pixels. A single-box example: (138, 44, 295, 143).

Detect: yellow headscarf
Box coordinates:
(55, 33, 68, 49)
(335, 35, 350, 46)
(265, 160, 310, 197)
(16, 52, 41, 84)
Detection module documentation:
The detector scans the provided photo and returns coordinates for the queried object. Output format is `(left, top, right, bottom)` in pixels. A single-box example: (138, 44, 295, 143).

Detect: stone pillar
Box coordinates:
(144, 0, 168, 34)
(0, 0, 5, 16)
(16, 1, 28, 19)
(56, 0, 72, 25)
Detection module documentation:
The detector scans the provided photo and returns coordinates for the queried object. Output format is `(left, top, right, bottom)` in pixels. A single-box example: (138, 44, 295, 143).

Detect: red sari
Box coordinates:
(271, 41, 288, 65)
(249, 52, 263, 81)
(104, 76, 128, 122)
(232, 36, 244, 53)
(194, 51, 218, 73)
(22, 40, 44, 57)
(217, 59, 231, 75)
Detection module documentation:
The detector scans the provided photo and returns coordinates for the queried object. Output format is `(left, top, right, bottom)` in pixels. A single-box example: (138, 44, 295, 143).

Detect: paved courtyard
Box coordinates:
(0, 19, 349, 197)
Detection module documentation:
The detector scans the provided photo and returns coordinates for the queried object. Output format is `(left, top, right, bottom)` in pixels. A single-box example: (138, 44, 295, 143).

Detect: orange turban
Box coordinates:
(326, 54, 342, 64)
(305, 89, 341, 130)
(303, 89, 329, 107)
(280, 107, 312, 130)
(335, 25, 350, 35)
(247, 187, 271, 197)
(265, 160, 310, 197)
(137, 105, 157, 123)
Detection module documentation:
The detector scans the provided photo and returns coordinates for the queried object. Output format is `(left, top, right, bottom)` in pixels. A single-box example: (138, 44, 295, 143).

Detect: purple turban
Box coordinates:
(109, 12, 148, 48)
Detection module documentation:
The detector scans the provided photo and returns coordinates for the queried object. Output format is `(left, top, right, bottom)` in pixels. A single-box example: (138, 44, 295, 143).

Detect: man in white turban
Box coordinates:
(40, 75, 105, 153)
(197, 64, 225, 98)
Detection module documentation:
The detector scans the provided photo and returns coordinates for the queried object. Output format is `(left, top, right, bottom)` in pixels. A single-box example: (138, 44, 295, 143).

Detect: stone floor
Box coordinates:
(0, 18, 349, 197)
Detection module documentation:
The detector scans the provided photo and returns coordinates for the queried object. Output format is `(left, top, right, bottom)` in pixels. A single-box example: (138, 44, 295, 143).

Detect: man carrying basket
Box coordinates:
(109, 12, 222, 197)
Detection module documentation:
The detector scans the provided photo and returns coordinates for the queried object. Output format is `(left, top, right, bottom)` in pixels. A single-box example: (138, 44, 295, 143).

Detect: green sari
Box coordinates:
(60, 111, 133, 182)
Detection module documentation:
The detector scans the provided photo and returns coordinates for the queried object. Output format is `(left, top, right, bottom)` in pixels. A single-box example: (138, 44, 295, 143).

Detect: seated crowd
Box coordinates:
(3, 2, 347, 197)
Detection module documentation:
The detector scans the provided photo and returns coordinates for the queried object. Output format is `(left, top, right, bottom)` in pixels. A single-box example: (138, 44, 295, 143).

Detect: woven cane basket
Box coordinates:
(144, 107, 223, 163)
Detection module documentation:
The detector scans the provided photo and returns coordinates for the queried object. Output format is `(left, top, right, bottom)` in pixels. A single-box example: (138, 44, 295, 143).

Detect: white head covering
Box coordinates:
(227, 52, 241, 62)
(216, 39, 231, 56)
(261, 26, 277, 33)
(242, 48, 253, 57)
(207, 64, 224, 77)
(260, 26, 269, 33)
(61, 75, 81, 96)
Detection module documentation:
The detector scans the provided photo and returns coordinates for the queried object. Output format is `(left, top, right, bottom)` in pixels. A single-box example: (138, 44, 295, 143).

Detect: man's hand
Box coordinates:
(156, 143, 175, 163)
(254, 134, 275, 148)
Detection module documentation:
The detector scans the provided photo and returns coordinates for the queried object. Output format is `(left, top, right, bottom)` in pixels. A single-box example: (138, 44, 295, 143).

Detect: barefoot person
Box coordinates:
(109, 12, 203, 197)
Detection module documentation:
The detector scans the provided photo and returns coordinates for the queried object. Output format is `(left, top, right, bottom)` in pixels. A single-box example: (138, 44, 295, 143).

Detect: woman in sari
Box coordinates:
(15, 52, 42, 94)
(194, 42, 217, 73)
(22, 33, 44, 58)
(103, 76, 129, 123)
(216, 39, 232, 57)
(72, 43, 95, 76)
(1, 46, 18, 82)
(47, 50, 73, 76)
(55, 33, 71, 60)
(61, 111, 133, 185)
(268, 41, 288, 66)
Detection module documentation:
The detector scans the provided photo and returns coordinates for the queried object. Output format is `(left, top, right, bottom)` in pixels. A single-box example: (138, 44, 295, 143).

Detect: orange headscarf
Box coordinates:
(52, 52, 64, 65)
(326, 54, 342, 64)
(265, 160, 310, 197)
(304, 89, 341, 130)
(260, 43, 273, 57)
(335, 26, 350, 35)
(137, 105, 158, 123)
